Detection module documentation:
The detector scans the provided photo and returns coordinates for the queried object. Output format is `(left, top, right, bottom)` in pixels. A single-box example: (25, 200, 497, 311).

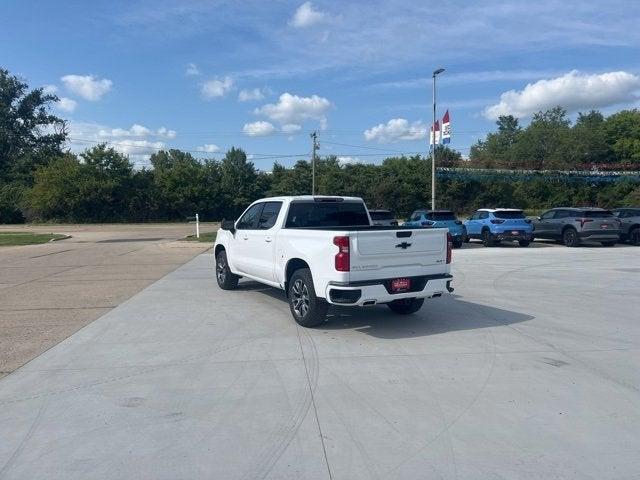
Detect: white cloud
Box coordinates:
(97, 124, 176, 138)
(484, 70, 640, 119)
(337, 156, 362, 166)
(238, 88, 267, 102)
(201, 77, 234, 99)
(243, 121, 276, 136)
(364, 118, 428, 143)
(255, 93, 331, 127)
(186, 63, 200, 76)
(61, 74, 112, 101)
(197, 144, 220, 153)
(43, 84, 58, 95)
(57, 97, 77, 113)
(281, 123, 302, 133)
(289, 2, 325, 28)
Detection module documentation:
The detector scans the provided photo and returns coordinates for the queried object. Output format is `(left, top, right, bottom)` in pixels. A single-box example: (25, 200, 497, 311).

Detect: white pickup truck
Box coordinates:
(214, 196, 453, 327)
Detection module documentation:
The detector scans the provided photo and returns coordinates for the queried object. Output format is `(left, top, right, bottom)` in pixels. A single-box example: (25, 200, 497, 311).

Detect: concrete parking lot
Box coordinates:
(0, 224, 213, 378)
(0, 243, 639, 479)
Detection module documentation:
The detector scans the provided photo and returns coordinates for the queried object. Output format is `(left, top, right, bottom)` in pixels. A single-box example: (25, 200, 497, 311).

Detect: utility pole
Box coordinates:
(311, 131, 319, 195)
(431, 68, 445, 211)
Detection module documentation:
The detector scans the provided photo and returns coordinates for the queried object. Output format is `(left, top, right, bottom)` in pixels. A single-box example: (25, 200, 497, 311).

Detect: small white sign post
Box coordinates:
(195, 213, 200, 239)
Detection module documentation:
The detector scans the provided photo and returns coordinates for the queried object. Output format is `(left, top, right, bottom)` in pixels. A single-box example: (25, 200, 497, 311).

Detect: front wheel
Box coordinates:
(387, 298, 424, 315)
(288, 268, 328, 327)
(629, 227, 640, 246)
(518, 240, 530, 247)
(452, 239, 463, 248)
(215, 250, 239, 290)
(601, 240, 616, 247)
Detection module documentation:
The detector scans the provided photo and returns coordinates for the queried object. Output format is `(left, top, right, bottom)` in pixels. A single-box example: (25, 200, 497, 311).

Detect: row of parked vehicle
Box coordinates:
(370, 207, 640, 248)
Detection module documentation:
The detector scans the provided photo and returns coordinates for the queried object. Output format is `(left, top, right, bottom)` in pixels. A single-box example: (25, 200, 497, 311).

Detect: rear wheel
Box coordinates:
(215, 250, 239, 290)
(601, 240, 616, 247)
(288, 268, 328, 327)
(518, 240, 530, 247)
(452, 239, 463, 248)
(482, 229, 494, 247)
(387, 298, 424, 315)
(562, 228, 580, 247)
(629, 227, 640, 246)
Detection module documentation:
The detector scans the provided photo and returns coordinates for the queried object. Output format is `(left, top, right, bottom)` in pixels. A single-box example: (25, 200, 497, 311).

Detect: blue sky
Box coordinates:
(2, 0, 640, 169)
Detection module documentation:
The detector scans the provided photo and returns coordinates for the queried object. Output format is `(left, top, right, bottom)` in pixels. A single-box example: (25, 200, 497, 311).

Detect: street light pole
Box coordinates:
(431, 67, 445, 211)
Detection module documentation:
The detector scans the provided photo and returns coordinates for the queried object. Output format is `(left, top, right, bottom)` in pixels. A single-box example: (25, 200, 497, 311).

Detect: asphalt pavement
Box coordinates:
(0, 244, 639, 479)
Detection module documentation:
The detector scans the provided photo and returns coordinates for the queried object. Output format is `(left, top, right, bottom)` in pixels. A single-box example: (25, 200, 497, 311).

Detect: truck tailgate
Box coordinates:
(350, 228, 447, 281)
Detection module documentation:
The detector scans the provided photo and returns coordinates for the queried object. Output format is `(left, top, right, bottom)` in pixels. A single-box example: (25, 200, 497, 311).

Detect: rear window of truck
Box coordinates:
(285, 202, 370, 228)
(494, 210, 525, 219)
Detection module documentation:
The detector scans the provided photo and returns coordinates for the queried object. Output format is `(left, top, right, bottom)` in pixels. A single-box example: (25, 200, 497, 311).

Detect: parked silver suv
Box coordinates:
(532, 207, 620, 247)
(612, 208, 640, 245)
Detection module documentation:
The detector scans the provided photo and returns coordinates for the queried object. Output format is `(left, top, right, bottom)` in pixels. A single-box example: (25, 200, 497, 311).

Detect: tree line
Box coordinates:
(1, 67, 639, 223)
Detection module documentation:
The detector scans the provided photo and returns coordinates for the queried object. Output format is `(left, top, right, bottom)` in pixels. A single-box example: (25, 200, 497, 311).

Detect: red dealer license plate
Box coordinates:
(391, 278, 411, 292)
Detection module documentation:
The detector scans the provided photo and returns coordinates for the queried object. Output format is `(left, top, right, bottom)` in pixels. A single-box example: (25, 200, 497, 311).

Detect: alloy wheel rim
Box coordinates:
(216, 257, 227, 283)
(291, 279, 310, 317)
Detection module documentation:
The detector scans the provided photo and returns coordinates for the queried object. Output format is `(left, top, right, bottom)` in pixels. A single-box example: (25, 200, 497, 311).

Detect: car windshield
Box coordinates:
(494, 210, 525, 219)
(285, 201, 371, 227)
(369, 210, 394, 220)
(428, 211, 456, 221)
(580, 210, 613, 218)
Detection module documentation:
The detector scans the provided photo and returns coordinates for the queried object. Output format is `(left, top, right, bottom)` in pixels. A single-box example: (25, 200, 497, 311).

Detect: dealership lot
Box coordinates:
(0, 224, 213, 379)
(0, 244, 639, 479)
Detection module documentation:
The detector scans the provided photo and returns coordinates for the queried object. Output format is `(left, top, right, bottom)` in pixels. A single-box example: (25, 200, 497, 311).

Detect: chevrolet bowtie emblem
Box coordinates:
(395, 242, 412, 249)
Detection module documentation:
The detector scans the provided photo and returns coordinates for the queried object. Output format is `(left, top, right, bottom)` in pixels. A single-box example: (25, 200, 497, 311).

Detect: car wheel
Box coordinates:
(452, 239, 463, 248)
(482, 229, 494, 247)
(629, 227, 640, 246)
(215, 250, 239, 290)
(601, 240, 616, 247)
(518, 240, 530, 247)
(288, 268, 328, 327)
(562, 227, 580, 247)
(387, 298, 424, 315)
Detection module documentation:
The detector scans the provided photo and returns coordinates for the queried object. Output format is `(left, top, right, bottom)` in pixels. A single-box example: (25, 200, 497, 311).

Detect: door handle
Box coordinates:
(265, 237, 272, 242)
(242, 235, 248, 240)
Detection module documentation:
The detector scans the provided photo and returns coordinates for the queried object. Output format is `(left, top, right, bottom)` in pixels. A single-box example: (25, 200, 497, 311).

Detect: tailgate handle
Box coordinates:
(396, 231, 412, 238)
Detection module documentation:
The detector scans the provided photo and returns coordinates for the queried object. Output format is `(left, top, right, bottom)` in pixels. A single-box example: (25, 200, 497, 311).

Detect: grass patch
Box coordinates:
(0, 232, 67, 246)
(183, 230, 218, 242)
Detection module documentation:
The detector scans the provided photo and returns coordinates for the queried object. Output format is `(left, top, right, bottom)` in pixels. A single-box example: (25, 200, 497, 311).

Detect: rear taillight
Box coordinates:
(446, 233, 452, 264)
(577, 218, 594, 228)
(333, 236, 350, 272)
(490, 219, 505, 224)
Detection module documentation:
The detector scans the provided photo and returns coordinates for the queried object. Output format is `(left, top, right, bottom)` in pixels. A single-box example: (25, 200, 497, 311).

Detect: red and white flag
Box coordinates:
(429, 120, 440, 147)
(441, 110, 451, 144)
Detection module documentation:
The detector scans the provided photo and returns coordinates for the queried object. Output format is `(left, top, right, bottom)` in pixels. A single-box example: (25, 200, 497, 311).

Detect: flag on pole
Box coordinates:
(429, 120, 440, 148)
(441, 110, 451, 145)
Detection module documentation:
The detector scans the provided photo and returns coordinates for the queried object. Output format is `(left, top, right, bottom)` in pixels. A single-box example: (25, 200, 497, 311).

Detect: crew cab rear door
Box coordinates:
(351, 228, 447, 281)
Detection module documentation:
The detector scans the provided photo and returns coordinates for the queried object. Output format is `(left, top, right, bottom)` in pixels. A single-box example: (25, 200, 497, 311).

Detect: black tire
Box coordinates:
(482, 229, 494, 247)
(629, 227, 640, 246)
(462, 228, 470, 243)
(562, 227, 580, 247)
(518, 240, 530, 247)
(387, 298, 424, 315)
(215, 250, 239, 290)
(601, 240, 616, 247)
(288, 268, 328, 327)
(452, 239, 463, 248)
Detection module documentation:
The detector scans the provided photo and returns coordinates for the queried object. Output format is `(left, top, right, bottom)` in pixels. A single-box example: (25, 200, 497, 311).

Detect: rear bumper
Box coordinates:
(491, 231, 533, 241)
(325, 273, 453, 306)
(579, 230, 620, 240)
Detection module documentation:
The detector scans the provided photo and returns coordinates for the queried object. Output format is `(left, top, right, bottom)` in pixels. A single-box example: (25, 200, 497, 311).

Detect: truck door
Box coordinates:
(231, 202, 264, 275)
(250, 201, 283, 282)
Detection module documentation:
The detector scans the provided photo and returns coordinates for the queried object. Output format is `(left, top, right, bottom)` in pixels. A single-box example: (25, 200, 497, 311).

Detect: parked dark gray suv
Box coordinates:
(532, 207, 620, 247)
(612, 208, 640, 245)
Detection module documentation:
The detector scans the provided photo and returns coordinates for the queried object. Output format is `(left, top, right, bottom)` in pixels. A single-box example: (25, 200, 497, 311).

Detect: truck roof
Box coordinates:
(254, 195, 364, 203)
(477, 208, 523, 212)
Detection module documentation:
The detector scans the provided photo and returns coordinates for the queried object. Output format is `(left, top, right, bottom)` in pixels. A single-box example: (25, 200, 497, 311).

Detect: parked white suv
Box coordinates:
(214, 196, 453, 327)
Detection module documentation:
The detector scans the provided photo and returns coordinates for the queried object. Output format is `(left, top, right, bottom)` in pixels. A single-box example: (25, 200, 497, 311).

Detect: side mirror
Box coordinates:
(220, 219, 236, 234)
(537, 216, 542, 221)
